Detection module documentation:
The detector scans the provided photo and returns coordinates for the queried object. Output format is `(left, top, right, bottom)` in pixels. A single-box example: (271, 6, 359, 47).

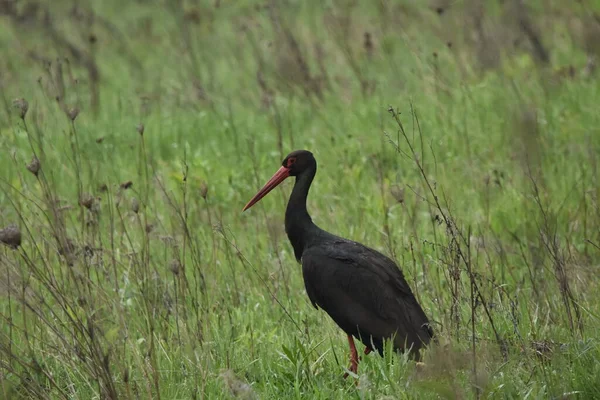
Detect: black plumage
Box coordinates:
(243, 150, 433, 376)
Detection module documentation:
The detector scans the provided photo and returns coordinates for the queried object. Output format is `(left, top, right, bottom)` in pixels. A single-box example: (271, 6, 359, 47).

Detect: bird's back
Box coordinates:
(301, 235, 433, 357)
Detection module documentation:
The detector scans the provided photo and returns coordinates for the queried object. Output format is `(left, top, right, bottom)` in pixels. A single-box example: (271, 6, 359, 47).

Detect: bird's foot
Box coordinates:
(342, 359, 359, 379)
(343, 334, 360, 379)
(342, 347, 373, 378)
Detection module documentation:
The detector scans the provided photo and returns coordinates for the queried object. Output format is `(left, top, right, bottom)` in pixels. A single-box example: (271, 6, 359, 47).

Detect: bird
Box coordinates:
(242, 150, 433, 377)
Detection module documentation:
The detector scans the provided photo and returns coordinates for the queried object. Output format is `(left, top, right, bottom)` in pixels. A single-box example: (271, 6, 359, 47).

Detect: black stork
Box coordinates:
(242, 150, 433, 377)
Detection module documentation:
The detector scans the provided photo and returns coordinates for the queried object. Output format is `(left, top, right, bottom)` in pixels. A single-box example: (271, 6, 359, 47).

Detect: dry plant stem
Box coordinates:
(139, 123, 151, 251)
(102, 185, 126, 325)
(66, 120, 85, 235)
(0, 355, 66, 400)
(218, 228, 303, 335)
(587, 240, 600, 252)
(408, 241, 421, 303)
(222, 226, 242, 307)
(579, 161, 590, 258)
(113, 201, 162, 398)
(0, 184, 90, 328)
(467, 225, 480, 400)
(387, 105, 504, 359)
(371, 157, 395, 260)
(5, 263, 13, 367)
(172, 268, 182, 347)
(153, 170, 205, 342)
(528, 170, 583, 336)
(16, 245, 118, 397)
(246, 138, 290, 297)
(19, 121, 62, 238)
(202, 194, 219, 281)
(0, 81, 13, 126)
(176, 149, 190, 348)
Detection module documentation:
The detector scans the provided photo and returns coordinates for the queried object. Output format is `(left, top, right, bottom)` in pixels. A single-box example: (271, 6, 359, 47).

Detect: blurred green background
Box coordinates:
(1, 1, 600, 398)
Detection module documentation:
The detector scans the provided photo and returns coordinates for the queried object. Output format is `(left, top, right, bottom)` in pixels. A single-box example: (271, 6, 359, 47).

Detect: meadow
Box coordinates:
(1, 1, 600, 398)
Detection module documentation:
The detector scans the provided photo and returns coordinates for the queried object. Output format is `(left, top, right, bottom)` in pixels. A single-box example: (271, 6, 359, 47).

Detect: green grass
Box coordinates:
(1, 1, 600, 398)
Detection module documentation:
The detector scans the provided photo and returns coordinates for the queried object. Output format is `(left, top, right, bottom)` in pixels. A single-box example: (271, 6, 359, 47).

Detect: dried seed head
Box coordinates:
(136, 123, 144, 136)
(120, 181, 133, 190)
(26, 156, 41, 177)
(91, 197, 102, 213)
(13, 98, 29, 119)
(31, 358, 42, 373)
(102, 353, 109, 370)
(83, 245, 94, 257)
(58, 237, 76, 257)
(390, 185, 405, 203)
(67, 107, 80, 121)
(200, 181, 208, 199)
(169, 259, 181, 275)
(131, 197, 140, 214)
(96, 137, 104, 143)
(363, 32, 373, 56)
(159, 235, 176, 246)
(80, 193, 94, 209)
(0, 224, 22, 249)
(98, 183, 108, 192)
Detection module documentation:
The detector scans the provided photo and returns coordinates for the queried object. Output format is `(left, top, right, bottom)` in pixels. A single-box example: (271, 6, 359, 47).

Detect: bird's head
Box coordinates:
(282, 150, 315, 177)
(242, 150, 314, 211)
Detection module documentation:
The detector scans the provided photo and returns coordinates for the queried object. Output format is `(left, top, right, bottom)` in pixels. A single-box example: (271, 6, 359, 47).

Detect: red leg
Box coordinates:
(364, 347, 372, 355)
(343, 334, 360, 378)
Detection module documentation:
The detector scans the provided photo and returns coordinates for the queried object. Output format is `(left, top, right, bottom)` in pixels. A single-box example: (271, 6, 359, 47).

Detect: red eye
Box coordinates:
(287, 158, 296, 167)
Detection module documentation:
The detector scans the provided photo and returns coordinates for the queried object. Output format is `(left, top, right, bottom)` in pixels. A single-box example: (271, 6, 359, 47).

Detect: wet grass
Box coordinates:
(1, 1, 600, 399)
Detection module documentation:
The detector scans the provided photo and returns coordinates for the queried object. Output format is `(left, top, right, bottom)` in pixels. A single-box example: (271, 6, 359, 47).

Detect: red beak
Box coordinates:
(242, 166, 291, 211)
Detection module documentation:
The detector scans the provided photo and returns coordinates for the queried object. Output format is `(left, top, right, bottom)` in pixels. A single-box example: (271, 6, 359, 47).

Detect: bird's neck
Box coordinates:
(285, 166, 318, 261)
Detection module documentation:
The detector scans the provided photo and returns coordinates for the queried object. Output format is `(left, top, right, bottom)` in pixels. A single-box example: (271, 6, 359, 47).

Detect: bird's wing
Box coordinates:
(301, 240, 432, 352)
